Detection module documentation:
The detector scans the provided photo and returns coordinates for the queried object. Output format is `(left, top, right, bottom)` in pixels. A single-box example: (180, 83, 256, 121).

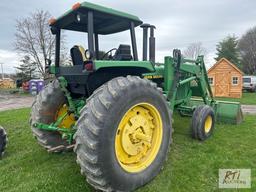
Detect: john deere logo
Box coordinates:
(219, 169, 251, 188)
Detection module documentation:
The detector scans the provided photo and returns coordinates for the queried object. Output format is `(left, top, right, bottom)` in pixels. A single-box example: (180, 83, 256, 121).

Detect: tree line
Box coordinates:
(184, 29, 256, 75)
(215, 31, 256, 75)
(14, 10, 256, 81)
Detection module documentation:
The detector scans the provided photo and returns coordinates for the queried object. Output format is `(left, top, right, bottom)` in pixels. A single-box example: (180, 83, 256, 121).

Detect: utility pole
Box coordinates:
(0, 63, 4, 79)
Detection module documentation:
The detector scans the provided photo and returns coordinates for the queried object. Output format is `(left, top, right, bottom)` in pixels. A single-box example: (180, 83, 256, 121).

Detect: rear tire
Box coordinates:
(191, 105, 215, 141)
(0, 126, 7, 158)
(30, 80, 69, 151)
(74, 76, 172, 191)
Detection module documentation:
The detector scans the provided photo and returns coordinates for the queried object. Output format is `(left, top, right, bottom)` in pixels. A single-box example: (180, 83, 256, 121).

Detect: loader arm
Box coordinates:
(164, 53, 214, 109)
(161, 51, 242, 124)
(196, 56, 214, 100)
(180, 56, 215, 106)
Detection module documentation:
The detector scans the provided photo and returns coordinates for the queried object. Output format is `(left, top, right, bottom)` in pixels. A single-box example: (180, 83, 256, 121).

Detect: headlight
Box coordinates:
(76, 14, 81, 22)
(85, 49, 92, 59)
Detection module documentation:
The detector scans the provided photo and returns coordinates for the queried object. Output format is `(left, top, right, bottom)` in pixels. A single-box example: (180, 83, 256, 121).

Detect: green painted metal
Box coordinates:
(142, 53, 243, 124)
(58, 77, 76, 113)
(79, 2, 141, 22)
(178, 76, 197, 86)
(75, 100, 86, 115)
(94, 60, 155, 72)
(180, 63, 200, 74)
(49, 65, 57, 74)
(188, 98, 243, 124)
(33, 122, 73, 134)
(215, 100, 243, 124)
(33, 122, 75, 144)
(163, 56, 174, 96)
(51, 1, 142, 34)
(58, 76, 86, 115)
(142, 64, 164, 78)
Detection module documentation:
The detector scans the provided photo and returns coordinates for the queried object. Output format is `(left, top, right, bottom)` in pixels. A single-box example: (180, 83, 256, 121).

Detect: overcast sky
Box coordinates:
(0, 0, 256, 73)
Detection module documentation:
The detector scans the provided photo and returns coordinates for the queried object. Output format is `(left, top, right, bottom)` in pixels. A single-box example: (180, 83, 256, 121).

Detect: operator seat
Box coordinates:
(70, 45, 86, 65)
(113, 44, 133, 61)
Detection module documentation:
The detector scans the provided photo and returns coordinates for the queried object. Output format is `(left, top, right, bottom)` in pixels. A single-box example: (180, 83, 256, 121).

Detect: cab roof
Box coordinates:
(50, 2, 143, 35)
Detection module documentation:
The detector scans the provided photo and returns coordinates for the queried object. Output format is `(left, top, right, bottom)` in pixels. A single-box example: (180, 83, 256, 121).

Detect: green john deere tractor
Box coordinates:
(30, 2, 243, 191)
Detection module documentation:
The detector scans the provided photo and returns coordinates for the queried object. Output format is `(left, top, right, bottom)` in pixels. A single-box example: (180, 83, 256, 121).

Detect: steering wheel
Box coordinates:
(101, 48, 117, 60)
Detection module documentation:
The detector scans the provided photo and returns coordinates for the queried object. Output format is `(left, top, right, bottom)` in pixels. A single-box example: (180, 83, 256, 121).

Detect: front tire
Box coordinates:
(74, 76, 172, 191)
(191, 105, 215, 141)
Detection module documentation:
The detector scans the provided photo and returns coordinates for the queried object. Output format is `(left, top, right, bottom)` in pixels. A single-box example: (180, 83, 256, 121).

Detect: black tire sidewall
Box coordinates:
(191, 105, 205, 139)
(0, 128, 6, 155)
(197, 106, 215, 140)
(31, 80, 69, 148)
(99, 83, 171, 190)
(34, 87, 66, 124)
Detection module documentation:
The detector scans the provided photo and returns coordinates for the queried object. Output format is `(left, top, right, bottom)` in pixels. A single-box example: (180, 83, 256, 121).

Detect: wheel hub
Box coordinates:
(121, 109, 153, 156)
(115, 103, 163, 173)
(55, 104, 76, 129)
(204, 115, 212, 133)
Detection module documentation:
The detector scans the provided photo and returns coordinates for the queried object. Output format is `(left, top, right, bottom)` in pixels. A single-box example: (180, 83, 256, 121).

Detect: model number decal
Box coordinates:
(144, 75, 163, 79)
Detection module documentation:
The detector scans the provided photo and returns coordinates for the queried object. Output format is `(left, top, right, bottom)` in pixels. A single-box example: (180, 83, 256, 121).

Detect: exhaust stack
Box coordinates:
(149, 25, 156, 63)
(140, 24, 151, 61)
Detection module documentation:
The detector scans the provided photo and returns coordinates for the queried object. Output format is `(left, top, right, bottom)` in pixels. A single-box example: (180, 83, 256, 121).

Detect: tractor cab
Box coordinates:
(49, 2, 156, 68)
(49, 2, 156, 96)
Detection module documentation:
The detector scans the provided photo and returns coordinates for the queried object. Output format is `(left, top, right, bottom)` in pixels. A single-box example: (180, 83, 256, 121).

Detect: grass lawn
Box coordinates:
(0, 108, 255, 192)
(215, 92, 256, 105)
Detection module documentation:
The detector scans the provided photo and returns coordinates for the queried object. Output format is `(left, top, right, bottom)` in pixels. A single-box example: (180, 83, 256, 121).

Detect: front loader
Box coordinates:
(30, 2, 243, 191)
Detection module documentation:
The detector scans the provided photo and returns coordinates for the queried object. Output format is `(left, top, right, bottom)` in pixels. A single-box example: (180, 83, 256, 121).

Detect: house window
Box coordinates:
(208, 77, 214, 85)
(232, 77, 239, 85)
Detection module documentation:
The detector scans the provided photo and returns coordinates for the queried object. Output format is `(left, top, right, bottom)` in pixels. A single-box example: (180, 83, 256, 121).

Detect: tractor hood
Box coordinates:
(49, 1, 143, 35)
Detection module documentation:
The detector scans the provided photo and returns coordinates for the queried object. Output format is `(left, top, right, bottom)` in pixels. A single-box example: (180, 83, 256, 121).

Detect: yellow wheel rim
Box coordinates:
(204, 115, 212, 134)
(115, 103, 163, 173)
(55, 104, 76, 129)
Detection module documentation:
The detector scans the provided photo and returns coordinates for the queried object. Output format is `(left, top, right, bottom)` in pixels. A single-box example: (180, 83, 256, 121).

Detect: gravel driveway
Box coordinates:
(0, 94, 34, 112)
(241, 105, 256, 115)
(0, 94, 256, 115)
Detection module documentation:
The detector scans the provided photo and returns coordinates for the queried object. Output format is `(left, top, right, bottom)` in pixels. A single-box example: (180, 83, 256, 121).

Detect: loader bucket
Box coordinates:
(215, 100, 243, 124)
